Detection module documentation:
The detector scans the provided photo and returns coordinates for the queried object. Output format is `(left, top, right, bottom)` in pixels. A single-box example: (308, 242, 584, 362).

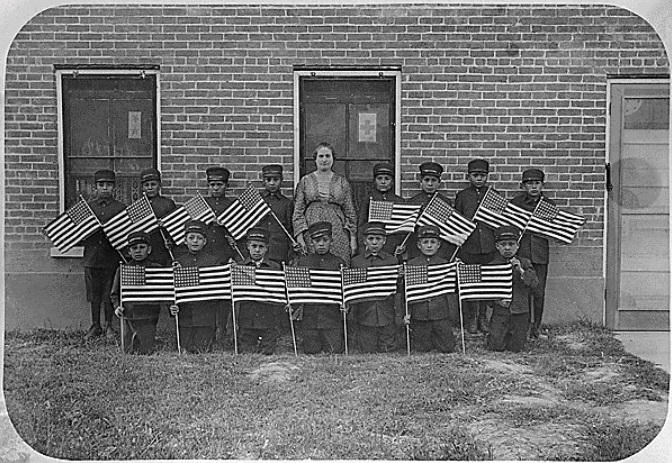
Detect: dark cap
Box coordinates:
(494, 225, 521, 242)
(140, 168, 161, 183)
(417, 225, 440, 240)
(307, 221, 332, 240)
(373, 162, 394, 178)
(522, 168, 545, 183)
(184, 219, 207, 237)
(206, 166, 230, 183)
(94, 169, 116, 183)
(468, 159, 489, 174)
(127, 231, 150, 247)
(246, 226, 270, 244)
(419, 162, 443, 179)
(362, 221, 387, 236)
(261, 164, 283, 177)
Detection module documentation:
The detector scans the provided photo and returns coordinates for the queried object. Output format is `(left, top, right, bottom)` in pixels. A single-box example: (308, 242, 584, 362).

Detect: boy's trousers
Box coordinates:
(411, 318, 456, 353)
(487, 310, 529, 353)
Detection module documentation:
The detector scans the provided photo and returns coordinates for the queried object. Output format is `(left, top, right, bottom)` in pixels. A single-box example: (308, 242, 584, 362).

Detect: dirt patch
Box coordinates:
(556, 333, 588, 352)
(248, 362, 300, 383)
(583, 364, 622, 383)
(600, 399, 669, 425)
(479, 358, 534, 375)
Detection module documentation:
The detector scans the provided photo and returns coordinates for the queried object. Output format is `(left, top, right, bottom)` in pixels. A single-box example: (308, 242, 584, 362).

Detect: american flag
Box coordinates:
(473, 188, 532, 231)
(342, 265, 400, 305)
(103, 195, 159, 250)
(404, 263, 457, 303)
(120, 265, 174, 303)
(173, 264, 231, 304)
(160, 194, 217, 245)
(525, 200, 586, 244)
(416, 195, 476, 245)
(217, 186, 271, 241)
(457, 263, 513, 301)
(44, 198, 101, 253)
(368, 200, 421, 234)
(230, 264, 287, 305)
(284, 266, 343, 305)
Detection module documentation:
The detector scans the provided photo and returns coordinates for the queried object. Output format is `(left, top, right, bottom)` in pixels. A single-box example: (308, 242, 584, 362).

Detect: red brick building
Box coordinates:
(3, 4, 669, 331)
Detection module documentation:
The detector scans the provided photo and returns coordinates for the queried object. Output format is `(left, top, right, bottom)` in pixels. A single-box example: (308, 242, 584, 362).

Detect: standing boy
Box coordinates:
(350, 221, 401, 353)
(486, 225, 539, 352)
(454, 159, 497, 335)
(294, 221, 347, 354)
(258, 164, 296, 265)
(170, 220, 223, 353)
(82, 169, 126, 340)
(140, 168, 177, 265)
(236, 227, 283, 355)
(404, 225, 456, 353)
(111, 231, 165, 354)
(510, 168, 552, 338)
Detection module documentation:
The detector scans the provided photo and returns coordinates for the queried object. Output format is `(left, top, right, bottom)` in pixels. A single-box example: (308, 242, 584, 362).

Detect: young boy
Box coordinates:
(350, 221, 401, 353)
(404, 225, 456, 353)
(140, 168, 177, 265)
(454, 159, 497, 335)
(357, 162, 405, 257)
(258, 164, 297, 265)
(407, 161, 456, 261)
(486, 225, 539, 352)
(111, 231, 165, 354)
(82, 169, 126, 340)
(294, 221, 347, 354)
(510, 168, 553, 338)
(236, 226, 283, 354)
(170, 220, 223, 353)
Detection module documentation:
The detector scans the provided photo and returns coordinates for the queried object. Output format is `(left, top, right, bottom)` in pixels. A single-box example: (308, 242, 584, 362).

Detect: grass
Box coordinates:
(3, 321, 669, 460)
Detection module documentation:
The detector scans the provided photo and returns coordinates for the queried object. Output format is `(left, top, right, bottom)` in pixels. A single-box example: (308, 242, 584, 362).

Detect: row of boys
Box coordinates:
(82, 159, 553, 353)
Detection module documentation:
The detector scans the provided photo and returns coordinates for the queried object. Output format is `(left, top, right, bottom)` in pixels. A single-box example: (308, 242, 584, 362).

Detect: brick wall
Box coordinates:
(3, 4, 669, 328)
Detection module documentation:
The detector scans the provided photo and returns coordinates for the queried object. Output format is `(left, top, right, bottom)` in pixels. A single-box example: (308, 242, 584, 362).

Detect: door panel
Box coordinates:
(607, 82, 670, 330)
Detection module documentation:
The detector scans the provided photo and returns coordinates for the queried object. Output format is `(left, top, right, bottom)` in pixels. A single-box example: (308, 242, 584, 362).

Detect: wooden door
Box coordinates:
(606, 82, 670, 330)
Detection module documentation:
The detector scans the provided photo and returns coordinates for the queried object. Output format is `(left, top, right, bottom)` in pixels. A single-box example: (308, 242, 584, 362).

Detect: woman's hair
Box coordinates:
(313, 142, 335, 159)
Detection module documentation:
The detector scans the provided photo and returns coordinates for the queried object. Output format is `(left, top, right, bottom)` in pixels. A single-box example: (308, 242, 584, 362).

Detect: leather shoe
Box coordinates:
(84, 324, 103, 340)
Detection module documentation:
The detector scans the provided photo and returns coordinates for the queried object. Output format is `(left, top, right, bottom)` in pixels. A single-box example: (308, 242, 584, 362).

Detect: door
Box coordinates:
(606, 82, 670, 330)
(298, 77, 396, 210)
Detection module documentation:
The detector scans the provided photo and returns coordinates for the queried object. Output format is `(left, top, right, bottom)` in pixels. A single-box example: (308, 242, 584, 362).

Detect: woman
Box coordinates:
(293, 142, 358, 264)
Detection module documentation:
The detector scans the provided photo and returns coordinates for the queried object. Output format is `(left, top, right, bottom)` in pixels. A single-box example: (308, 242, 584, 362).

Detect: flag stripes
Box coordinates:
(217, 187, 271, 240)
(404, 263, 457, 303)
(103, 196, 159, 250)
(368, 200, 421, 234)
(231, 265, 287, 305)
(473, 188, 532, 231)
(120, 265, 174, 302)
(416, 195, 476, 245)
(457, 263, 513, 301)
(284, 266, 343, 305)
(342, 265, 400, 305)
(44, 199, 101, 253)
(174, 264, 231, 304)
(526, 200, 586, 244)
(160, 194, 216, 245)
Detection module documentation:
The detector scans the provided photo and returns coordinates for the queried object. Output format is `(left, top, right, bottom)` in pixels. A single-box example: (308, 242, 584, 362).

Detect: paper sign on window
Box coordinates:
(359, 112, 377, 143)
(128, 111, 142, 139)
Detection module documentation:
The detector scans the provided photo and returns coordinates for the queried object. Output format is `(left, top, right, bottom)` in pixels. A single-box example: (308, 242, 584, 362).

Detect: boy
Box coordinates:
(510, 168, 553, 338)
(404, 225, 456, 353)
(350, 221, 401, 353)
(454, 159, 497, 335)
(111, 231, 165, 354)
(407, 161, 456, 261)
(170, 220, 223, 353)
(486, 225, 539, 352)
(357, 162, 406, 257)
(140, 168, 177, 265)
(236, 227, 283, 354)
(294, 221, 347, 354)
(258, 164, 296, 265)
(82, 169, 126, 340)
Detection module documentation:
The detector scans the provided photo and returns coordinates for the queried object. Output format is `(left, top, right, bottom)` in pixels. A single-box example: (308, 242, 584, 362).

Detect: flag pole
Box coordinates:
(456, 263, 467, 355)
(399, 192, 439, 255)
(118, 261, 126, 355)
(402, 264, 411, 356)
(174, 312, 181, 355)
(518, 199, 541, 244)
(339, 264, 348, 356)
(230, 268, 239, 355)
(270, 210, 301, 251)
(282, 262, 298, 356)
(449, 245, 461, 263)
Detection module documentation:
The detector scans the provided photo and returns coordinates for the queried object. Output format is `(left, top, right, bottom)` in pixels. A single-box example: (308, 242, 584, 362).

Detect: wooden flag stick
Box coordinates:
(232, 301, 239, 355)
(403, 264, 411, 356)
(175, 312, 181, 355)
(456, 266, 467, 355)
(281, 262, 298, 356)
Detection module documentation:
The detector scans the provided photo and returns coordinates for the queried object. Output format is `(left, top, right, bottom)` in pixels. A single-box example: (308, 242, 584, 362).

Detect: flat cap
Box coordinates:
(373, 162, 394, 178)
(140, 168, 161, 183)
(94, 169, 116, 183)
(307, 221, 332, 240)
(127, 231, 151, 247)
(362, 221, 387, 236)
(261, 164, 283, 177)
(206, 166, 230, 183)
(522, 168, 545, 183)
(419, 161, 443, 179)
(494, 225, 521, 242)
(246, 226, 270, 244)
(417, 225, 440, 240)
(184, 219, 208, 237)
(467, 159, 489, 174)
